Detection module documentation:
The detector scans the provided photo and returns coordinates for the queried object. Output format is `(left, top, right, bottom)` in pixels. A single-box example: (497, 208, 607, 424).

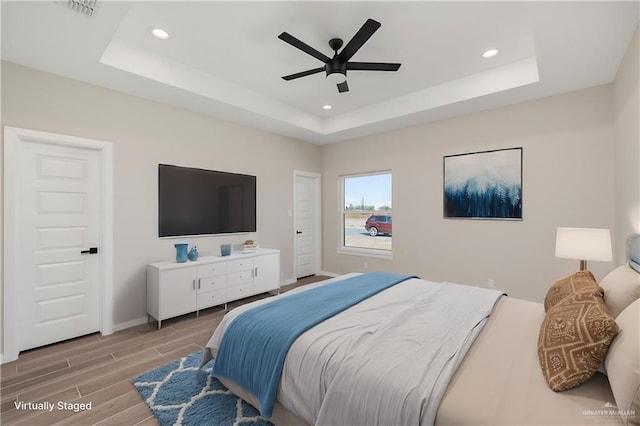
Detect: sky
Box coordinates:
(444, 149, 522, 191)
(344, 173, 392, 209)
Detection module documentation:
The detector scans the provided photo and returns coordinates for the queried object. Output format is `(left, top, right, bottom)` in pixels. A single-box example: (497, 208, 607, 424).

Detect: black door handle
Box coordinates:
(296, 231, 302, 234)
(81, 247, 98, 254)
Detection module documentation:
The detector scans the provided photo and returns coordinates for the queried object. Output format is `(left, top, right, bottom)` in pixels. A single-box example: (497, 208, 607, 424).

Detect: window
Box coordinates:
(340, 172, 392, 257)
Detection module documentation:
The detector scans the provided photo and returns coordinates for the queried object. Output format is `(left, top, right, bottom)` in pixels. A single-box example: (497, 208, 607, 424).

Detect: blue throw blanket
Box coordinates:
(211, 272, 416, 417)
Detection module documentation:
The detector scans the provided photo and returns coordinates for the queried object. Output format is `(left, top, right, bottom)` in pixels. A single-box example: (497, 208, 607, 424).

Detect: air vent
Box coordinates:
(65, 0, 97, 16)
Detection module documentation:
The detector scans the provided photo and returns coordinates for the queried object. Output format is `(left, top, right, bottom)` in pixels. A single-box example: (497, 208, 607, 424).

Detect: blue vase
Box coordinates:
(188, 246, 199, 261)
(175, 243, 188, 263)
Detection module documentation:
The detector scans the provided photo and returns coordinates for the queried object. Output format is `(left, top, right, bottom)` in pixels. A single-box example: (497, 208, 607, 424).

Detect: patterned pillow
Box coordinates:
(544, 271, 602, 312)
(538, 289, 619, 392)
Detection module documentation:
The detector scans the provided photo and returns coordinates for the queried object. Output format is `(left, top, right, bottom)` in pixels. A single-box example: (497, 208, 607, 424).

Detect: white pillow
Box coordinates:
(604, 299, 640, 426)
(600, 265, 640, 318)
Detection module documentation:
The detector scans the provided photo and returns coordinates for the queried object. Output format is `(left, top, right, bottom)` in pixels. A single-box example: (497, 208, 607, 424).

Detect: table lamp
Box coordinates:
(555, 227, 613, 271)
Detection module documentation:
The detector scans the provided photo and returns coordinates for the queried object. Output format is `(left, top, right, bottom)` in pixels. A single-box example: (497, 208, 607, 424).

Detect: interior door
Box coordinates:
(295, 174, 317, 278)
(18, 140, 102, 351)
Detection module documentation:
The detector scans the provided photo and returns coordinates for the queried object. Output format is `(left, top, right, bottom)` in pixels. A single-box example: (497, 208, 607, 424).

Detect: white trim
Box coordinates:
(293, 170, 322, 278)
(113, 317, 148, 333)
(338, 171, 393, 257)
(337, 247, 393, 260)
(3, 127, 19, 363)
(319, 270, 340, 278)
(2, 126, 114, 363)
(280, 278, 297, 287)
(101, 141, 114, 336)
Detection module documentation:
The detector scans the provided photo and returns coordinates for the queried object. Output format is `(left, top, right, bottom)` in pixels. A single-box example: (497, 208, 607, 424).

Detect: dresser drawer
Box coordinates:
(197, 262, 227, 278)
(228, 270, 253, 286)
(198, 275, 227, 293)
(197, 289, 227, 310)
(227, 284, 253, 301)
(227, 258, 254, 273)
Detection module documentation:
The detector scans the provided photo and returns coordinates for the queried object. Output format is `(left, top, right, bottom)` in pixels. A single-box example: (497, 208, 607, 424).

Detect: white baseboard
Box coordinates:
(111, 316, 149, 333)
(280, 278, 296, 286)
(283, 271, 340, 284)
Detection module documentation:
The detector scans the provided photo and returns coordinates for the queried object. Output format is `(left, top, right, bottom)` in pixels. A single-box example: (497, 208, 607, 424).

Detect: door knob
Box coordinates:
(296, 231, 302, 234)
(80, 247, 98, 254)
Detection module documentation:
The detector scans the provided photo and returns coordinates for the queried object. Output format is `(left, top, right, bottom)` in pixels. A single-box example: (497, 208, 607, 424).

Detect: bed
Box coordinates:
(201, 235, 640, 426)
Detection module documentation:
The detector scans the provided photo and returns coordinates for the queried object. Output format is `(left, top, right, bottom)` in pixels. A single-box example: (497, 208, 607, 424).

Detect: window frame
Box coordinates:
(338, 171, 393, 259)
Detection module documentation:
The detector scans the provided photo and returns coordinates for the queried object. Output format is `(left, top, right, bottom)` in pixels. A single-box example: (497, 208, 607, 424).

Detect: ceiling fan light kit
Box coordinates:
(279, 18, 401, 93)
(327, 72, 346, 84)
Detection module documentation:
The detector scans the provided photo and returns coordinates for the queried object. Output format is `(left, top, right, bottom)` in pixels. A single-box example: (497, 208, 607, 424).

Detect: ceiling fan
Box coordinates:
(278, 18, 401, 93)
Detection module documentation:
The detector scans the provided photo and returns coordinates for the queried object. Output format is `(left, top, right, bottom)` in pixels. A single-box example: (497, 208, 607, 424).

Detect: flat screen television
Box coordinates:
(158, 164, 256, 237)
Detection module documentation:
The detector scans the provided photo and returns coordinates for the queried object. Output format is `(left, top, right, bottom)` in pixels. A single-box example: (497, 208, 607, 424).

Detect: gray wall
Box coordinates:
(321, 84, 617, 303)
(1, 62, 321, 342)
(1, 25, 637, 357)
(613, 25, 640, 264)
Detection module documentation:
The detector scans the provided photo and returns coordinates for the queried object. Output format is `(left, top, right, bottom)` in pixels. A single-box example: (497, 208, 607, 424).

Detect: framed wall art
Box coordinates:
(443, 147, 522, 220)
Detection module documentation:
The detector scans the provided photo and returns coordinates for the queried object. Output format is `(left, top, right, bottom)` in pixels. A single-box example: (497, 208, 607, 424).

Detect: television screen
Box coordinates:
(158, 164, 256, 237)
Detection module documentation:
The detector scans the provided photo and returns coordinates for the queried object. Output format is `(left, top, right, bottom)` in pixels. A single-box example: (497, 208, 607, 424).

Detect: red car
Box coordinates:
(364, 214, 392, 236)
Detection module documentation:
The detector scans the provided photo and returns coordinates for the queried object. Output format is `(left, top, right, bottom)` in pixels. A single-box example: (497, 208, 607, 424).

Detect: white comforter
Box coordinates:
(206, 274, 504, 426)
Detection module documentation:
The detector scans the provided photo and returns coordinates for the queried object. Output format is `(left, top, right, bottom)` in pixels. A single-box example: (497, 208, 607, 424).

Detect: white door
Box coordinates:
(17, 141, 102, 351)
(294, 173, 319, 278)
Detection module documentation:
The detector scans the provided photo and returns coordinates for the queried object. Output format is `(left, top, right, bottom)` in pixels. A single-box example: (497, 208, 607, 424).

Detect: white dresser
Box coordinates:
(146, 248, 280, 328)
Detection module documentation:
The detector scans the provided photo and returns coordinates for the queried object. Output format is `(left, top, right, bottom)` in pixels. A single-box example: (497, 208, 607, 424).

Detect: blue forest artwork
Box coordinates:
(444, 148, 522, 219)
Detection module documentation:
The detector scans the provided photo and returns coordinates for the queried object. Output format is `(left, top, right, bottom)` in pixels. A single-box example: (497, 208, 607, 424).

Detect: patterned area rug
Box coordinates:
(132, 351, 273, 426)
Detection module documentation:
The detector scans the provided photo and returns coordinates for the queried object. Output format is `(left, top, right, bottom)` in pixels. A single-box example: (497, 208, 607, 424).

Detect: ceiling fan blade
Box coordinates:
(338, 18, 381, 62)
(347, 62, 401, 71)
(278, 32, 330, 63)
(282, 67, 326, 81)
(337, 81, 349, 93)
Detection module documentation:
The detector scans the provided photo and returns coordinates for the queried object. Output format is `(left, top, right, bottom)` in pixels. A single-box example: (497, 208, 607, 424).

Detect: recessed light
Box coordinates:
(482, 49, 498, 58)
(322, 105, 332, 110)
(151, 28, 170, 40)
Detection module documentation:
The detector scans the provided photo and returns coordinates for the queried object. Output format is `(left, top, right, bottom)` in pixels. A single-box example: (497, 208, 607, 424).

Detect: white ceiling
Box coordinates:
(2, 1, 638, 144)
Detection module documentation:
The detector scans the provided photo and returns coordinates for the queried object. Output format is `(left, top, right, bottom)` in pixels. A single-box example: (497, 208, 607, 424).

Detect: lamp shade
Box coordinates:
(555, 227, 613, 262)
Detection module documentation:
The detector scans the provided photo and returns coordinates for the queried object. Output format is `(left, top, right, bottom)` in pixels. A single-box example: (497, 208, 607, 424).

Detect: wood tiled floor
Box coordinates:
(0, 275, 328, 425)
